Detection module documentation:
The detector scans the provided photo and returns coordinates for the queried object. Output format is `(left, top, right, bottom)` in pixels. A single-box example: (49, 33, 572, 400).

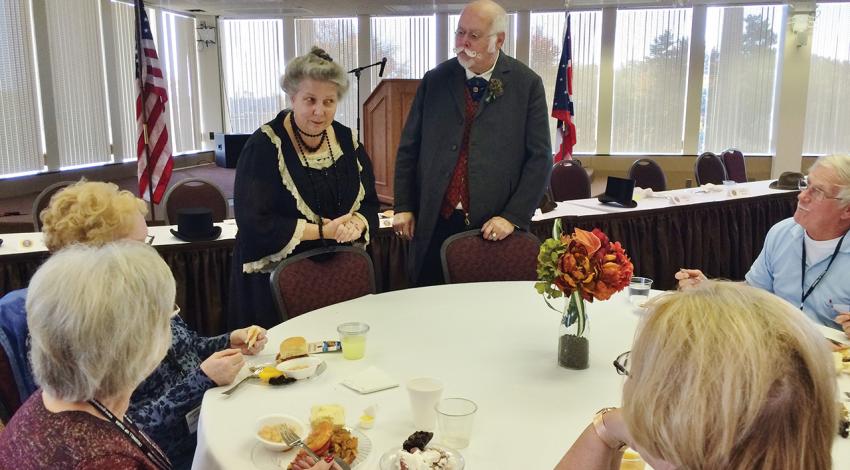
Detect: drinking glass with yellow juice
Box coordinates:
(337, 322, 370, 360)
(620, 449, 646, 470)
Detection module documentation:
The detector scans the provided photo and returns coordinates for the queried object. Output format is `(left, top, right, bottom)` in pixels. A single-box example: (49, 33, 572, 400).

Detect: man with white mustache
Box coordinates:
(677, 153, 850, 338)
(393, 0, 551, 286)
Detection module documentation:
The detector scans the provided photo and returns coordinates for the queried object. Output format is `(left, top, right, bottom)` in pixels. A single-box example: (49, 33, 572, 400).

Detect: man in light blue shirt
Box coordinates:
(677, 154, 850, 337)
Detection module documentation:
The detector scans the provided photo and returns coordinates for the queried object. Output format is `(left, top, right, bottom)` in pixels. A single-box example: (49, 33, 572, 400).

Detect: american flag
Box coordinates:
(135, 0, 172, 204)
(552, 13, 576, 163)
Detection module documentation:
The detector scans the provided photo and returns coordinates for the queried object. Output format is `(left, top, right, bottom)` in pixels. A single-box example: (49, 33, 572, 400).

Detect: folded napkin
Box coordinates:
(341, 366, 399, 394)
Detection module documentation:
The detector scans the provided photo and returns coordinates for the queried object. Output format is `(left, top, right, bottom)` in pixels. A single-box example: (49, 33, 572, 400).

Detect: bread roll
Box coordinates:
(277, 336, 308, 363)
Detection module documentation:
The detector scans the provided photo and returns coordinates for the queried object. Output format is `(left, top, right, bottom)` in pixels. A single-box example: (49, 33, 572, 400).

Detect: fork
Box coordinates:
(280, 427, 351, 470)
(220, 369, 260, 396)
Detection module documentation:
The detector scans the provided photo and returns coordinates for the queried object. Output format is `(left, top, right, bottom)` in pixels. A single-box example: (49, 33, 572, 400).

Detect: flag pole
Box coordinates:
(135, 0, 156, 220)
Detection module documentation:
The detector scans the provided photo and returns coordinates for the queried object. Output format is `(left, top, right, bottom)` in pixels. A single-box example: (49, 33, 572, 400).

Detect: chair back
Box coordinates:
(162, 178, 228, 224)
(270, 246, 376, 321)
(627, 158, 667, 191)
(694, 152, 728, 185)
(441, 230, 540, 284)
(721, 148, 747, 183)
(32, 181, 75, 231)
(550, 160, 591, 202)
(0, 346, 21, 423)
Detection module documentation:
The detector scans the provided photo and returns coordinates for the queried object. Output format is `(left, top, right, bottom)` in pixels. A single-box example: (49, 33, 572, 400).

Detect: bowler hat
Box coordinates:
(170, 208, 222, 242)
(598, 176, 638, 208)
(769, 171, 804, 190)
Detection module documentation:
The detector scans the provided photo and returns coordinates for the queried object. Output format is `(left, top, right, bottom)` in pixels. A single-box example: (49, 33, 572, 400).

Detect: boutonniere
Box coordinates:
(485, 78, 504, 103)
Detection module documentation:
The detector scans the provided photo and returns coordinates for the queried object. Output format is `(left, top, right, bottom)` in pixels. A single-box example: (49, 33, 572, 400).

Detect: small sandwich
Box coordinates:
(245, 326, 261, 350)
(276, 336, 309, 363)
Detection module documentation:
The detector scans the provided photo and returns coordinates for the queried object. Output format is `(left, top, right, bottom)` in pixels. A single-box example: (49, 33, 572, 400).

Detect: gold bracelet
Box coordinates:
(592, 407, 627, 451)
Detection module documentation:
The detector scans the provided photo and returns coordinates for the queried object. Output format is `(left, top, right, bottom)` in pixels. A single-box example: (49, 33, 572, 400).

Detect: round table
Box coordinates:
(192, 281, 850, 469)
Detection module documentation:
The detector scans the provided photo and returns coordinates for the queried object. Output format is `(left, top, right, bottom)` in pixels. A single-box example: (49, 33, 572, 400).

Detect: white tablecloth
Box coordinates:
(533, 180, 797, 222)
(0, 220, 238, 256)
(191, 282, 849, 469)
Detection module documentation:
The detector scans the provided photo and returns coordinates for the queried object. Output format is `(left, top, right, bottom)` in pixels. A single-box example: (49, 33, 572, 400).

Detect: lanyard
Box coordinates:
(88, 399, 172, 470)
(800, 233, 846, 309)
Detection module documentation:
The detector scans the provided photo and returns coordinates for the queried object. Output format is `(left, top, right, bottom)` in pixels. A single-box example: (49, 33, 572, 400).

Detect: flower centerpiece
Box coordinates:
(535, 221, 634, 369)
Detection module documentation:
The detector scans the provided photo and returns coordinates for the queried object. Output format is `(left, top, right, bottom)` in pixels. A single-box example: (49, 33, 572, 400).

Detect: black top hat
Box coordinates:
(769, 171, 804, 190)
(170, 208, 222, 242)
(598, 176, 638, 208)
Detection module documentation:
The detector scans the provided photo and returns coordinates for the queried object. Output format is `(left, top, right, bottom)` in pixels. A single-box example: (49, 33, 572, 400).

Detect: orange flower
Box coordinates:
(536, 227, 634, 303)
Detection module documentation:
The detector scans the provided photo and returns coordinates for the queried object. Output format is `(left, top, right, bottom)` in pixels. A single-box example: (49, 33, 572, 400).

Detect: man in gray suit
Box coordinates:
(393, 0, 552, 286)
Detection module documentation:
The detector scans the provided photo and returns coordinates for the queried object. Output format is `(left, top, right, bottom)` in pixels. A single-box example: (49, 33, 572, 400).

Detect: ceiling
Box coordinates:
(148, 0, 798, 18)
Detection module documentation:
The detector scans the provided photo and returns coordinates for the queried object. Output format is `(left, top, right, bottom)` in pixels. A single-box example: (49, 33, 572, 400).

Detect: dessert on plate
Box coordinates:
(395, 431, 459, 470)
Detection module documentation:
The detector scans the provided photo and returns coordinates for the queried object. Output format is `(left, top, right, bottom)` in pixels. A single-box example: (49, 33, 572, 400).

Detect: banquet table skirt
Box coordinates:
(531, 190, 799, 290)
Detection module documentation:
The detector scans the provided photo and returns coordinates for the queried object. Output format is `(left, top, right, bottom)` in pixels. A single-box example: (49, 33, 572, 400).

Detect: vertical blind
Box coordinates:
(370, 16, 435, 91)
(220, 19, 286, 134)
(109, 0, 139, 162)
(448, 13, 517, 59)
(295, 18, 359, 131)
(45, 0, 111, 169)
(804, 2, 850, 156)
(611, 8, 692, 154)
(701, 6, 783, 155)
(0, 0, 44, 176)
(158, 11, 201, 153)
(529, 11, 602, 154)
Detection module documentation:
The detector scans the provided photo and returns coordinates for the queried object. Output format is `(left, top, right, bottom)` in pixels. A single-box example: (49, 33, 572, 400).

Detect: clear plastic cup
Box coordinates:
(435, 397, 477, 449)
(337, 322, 369, 360)
(628, 277, 653, 309)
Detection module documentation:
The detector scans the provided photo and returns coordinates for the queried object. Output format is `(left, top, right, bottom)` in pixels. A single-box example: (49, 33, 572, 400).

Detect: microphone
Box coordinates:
(378, 57, 387, 77)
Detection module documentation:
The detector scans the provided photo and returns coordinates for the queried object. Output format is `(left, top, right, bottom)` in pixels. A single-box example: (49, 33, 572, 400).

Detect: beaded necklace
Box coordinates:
(289, 113, 343, 243)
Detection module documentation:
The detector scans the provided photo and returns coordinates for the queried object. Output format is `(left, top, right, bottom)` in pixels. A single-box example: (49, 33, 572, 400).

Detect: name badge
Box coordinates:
(186, 406, 201, 434)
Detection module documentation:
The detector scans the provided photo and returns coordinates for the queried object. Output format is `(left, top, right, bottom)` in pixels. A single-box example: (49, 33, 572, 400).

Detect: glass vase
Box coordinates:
(558, 290, 589, 369)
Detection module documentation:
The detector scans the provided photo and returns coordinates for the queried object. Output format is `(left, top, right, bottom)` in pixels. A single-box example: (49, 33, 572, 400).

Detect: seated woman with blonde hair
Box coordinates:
(554, 281, 837, 470)
(0, 181, 268, 468)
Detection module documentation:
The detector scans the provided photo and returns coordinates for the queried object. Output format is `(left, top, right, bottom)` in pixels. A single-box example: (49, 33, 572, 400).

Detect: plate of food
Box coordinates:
(251, 417, 371, 469)
(378, 431, 464, 470)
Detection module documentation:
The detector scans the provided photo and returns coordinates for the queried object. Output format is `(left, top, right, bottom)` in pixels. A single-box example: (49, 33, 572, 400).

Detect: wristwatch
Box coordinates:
(593, 407, 627, 451)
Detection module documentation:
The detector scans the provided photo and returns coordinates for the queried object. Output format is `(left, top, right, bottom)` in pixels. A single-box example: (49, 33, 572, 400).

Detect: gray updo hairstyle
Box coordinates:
(280, 47, 349, 99)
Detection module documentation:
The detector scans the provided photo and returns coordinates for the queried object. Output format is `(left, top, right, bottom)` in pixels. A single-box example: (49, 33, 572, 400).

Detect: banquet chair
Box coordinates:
(627, 158, 667, 191)
(694, 152, 728, 186)
(721, 148, 748, 183)
(549, 160, 591, 202)
(32, 181, 75, 231)
(162, 178, 228, 224)
(270, 246, 376, 321)
(441, 229, 540, 284)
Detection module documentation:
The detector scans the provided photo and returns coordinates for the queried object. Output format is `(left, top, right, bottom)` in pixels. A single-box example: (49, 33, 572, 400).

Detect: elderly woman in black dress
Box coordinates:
(229, 47, 379, 329)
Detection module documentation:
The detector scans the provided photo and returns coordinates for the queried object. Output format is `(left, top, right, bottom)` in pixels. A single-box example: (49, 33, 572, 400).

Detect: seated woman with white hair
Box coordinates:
(554, 281, 837, 470)
(0, 242, 175, 468)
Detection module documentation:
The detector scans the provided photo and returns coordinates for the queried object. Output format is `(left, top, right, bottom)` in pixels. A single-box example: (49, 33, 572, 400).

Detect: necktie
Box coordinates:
(466, 77, 488, 102)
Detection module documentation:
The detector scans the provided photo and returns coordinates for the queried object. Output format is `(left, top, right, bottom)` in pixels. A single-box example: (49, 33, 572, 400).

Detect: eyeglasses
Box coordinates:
(613, 350, 630, 376)
(798, 176, 843, 202)
(455, 28, 495, 42)
(145, 235, 155, 245)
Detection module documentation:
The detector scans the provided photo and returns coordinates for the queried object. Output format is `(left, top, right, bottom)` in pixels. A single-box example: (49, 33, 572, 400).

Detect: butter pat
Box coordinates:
(310, 404, 345, 427)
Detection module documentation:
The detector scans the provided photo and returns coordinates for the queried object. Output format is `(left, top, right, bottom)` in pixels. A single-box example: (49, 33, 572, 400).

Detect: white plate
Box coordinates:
(378, 444, 465, 470)
(251, 427, 372, 470)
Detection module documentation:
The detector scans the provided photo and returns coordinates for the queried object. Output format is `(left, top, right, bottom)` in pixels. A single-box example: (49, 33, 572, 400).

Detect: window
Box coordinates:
(295, 18, 358, 130)
(611, 8, 692, 154)
(0, 0, 43, 177)
(701, 5, 784, 155)
(530, 11, 602, 154)
(370, 16, 435, 90)
(220, 19, 286, 133)
(157, 11, 202, 154)
(109, 0, 141, 162)
(45, 0, 111, 169)
(804, 3, 850, 155)
(449, 13, 516, 59)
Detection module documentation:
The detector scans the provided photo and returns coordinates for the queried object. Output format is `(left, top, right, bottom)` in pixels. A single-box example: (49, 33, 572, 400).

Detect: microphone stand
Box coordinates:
(348, 59, 385, 142)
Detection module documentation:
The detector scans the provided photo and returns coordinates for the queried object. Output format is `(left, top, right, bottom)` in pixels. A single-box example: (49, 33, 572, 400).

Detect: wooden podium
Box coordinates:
(363, 79, 420, 205)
